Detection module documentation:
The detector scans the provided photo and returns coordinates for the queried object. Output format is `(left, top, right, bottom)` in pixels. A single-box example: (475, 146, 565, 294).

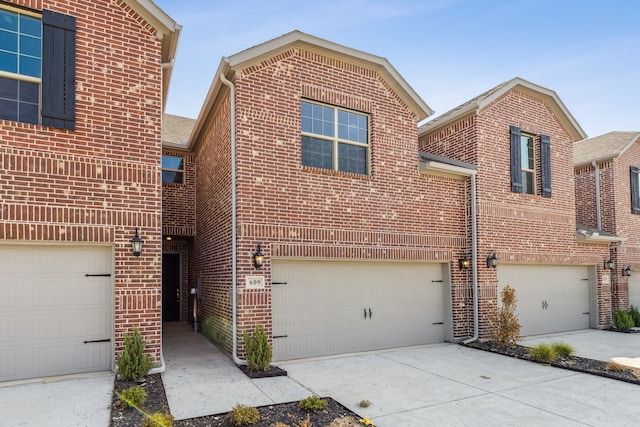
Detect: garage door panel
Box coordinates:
(272, 260, 445, 361)
(629, 274, 640, 309)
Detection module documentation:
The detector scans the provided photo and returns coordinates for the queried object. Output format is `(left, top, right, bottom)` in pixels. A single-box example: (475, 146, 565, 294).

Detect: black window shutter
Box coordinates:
(540, 134, 551, 197)
(41, 10, 76, 131)
(510, 125, 522, 193)
(631, 166, 640, 214)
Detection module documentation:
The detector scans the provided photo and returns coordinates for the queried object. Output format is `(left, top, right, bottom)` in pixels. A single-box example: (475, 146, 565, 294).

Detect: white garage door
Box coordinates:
(0, 245, 113, 382)
(629, 270, 640, 310)
(271, 260, 446, 361)
(498, 265, 592, 336)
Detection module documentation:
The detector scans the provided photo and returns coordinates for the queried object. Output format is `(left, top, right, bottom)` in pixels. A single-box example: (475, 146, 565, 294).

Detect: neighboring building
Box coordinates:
(0, 0, 180, 382)
(574, 131, 640, 311)
(419, 78, 621, 337)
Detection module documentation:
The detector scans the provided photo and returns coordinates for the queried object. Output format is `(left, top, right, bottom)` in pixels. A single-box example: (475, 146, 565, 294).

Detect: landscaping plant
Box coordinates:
(489, 285, 521, 348)
(613, 309, 635, 331)
(117, 327, 153, 381)
(629, 305, 640, 327)
(530, 343, 557, 362)
(228, 403, 261, 426)
(551, 341, 574, 358)
(298, 395, 328, 412)
(141, 412, 174, 427)
(243, 325, 272, 371)
(118, 384, 147, 408)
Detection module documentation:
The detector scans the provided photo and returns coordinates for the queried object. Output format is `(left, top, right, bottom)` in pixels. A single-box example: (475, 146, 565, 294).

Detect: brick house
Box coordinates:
(418, 78, 620, 338)
(574, 131, 640, 312)
(0, 0, 180, 382)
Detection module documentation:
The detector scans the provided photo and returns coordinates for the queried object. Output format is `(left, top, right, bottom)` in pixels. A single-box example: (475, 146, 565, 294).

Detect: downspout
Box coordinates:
(219, 72, 246, 366)
(592, 161, 602, 230)
(463, 173, 479, 344)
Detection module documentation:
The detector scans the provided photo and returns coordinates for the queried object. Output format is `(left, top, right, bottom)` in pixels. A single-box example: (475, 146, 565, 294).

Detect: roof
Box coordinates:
(123, 0, 182, 111)
(418, 77, 586, 141)
(576, 223, 625, 244)
(573, 131, 640, 167)
(162, 114, 196, 148)
(188, 30, 433, 148)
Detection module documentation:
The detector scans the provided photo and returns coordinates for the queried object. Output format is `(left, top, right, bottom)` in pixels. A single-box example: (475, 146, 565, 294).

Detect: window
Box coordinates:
(301, 101, 369, 175)
(509, 126, 551, 197)
(631, 166, 640, 214)
(162, 155, 184, 184)
(0, 6, 75, 130)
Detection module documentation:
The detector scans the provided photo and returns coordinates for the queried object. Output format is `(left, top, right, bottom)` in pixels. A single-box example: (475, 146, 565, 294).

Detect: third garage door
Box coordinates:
(498, 264, 592, 336)
(271, 260, 446, 361)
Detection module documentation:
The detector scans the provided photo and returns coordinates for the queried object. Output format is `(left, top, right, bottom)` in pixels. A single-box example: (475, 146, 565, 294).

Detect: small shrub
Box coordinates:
(613, 309, 635, 330)
(228, 403, 261, 426)
(117, 327, 153, 381)
(489, 285, 521, 348)
(119, 385, 147, 408)
(298, 395, 328, 412)
(551, 341, 574, 358)
(359, 418, 375, 426)
(629, 305, 640, 327)
(358, 399, 372, 408)
(243, 325, 272, 372)
(607, 361, 628, 372)
(530, 343, 557, 362)
(141, 412, 174, 427)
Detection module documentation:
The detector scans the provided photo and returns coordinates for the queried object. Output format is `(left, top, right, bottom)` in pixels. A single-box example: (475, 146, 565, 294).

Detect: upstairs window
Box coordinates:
(631, 166, 640, 214)
(301, 100, 369, 175)
(510, 126, 551, 197)
(0, 6, 75, 130)
(520, 133, 535, 194)
(162, 155, 184, 184)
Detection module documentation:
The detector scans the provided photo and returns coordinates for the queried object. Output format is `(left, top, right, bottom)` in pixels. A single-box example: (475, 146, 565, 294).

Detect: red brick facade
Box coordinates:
(0, 0, 175, 366)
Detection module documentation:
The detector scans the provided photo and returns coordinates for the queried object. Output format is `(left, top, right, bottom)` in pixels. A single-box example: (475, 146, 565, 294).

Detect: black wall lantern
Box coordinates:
(253, 244, 264, 269)
(604, 258, 615, 270)
(486, 253, 498, 268)
(458, 256, 471, 270)
(622, 266, 632, 277)
(131, 228, 143, 257)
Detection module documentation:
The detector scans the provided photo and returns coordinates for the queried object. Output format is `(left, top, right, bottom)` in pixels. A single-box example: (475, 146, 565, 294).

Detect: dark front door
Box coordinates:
(162, 253, 180, 322)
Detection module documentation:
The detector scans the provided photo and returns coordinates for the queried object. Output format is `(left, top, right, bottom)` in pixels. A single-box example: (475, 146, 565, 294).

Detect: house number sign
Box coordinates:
(245, 275, 265, 289)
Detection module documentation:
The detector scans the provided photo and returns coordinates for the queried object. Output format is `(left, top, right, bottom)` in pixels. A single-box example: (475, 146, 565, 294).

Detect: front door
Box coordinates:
(162, 253, 180, 322)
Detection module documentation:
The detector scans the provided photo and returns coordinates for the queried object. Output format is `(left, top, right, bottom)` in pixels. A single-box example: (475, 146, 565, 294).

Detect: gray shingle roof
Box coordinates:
(573, 131, 640, 166)
(162, 114, 196, 147)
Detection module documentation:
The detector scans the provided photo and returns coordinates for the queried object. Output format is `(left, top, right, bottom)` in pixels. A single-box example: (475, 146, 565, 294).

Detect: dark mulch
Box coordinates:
(111, 375, 171, 427)
(464, 340, 640, 385)
(238, 364, 288, 379)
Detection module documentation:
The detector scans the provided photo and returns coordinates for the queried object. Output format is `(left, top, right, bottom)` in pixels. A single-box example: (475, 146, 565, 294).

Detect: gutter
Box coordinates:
(462, 173, 479, 344)
(219, 72, 247, 366)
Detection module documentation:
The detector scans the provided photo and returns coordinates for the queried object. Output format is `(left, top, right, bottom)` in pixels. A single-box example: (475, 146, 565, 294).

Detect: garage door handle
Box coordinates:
(433, 322, 444, 325)
(83, 339, 111, 344)
(85, 273, 111, 277)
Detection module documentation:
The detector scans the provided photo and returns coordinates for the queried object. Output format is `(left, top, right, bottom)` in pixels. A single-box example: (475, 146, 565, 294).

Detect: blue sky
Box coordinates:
(155, 0, 640, 138)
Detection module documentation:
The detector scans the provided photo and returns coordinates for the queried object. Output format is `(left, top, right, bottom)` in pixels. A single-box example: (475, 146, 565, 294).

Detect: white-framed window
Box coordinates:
(520, 133, 535, 194)
(301, 100, 369, 175)
(162, 155, 184, 184)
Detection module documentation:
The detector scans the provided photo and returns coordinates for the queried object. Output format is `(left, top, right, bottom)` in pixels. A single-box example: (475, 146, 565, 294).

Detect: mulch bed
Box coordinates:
(464, 340, 640, 385)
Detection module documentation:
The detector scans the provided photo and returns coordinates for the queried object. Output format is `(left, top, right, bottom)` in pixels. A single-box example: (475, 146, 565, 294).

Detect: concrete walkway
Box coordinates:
(162, 324, 640, 426)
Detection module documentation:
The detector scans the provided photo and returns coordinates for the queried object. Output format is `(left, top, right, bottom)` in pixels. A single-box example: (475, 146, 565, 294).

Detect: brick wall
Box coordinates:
(0, 0, 164, 363)
(421, 88, 612, 333)
(162, 149, 196, 236)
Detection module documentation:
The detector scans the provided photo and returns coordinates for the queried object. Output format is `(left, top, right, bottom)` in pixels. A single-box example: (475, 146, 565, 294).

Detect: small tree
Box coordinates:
(243, 325, 272, 371)
(117, 327, 153, 381)
(489, 285, 521, 348)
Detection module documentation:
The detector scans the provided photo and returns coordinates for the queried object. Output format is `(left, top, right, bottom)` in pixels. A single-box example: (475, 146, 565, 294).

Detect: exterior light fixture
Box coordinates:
(604, 258, 615, 270)
(131, 228, 143, 257)
(253, 244, 264, 269)
(486, 253, 498, 268)
(458, 256, 471, 270)
(622, 266, 632, 277)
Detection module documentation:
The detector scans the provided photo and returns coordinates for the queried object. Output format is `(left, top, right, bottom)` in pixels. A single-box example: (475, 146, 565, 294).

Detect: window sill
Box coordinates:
(301, 165, 372, 180)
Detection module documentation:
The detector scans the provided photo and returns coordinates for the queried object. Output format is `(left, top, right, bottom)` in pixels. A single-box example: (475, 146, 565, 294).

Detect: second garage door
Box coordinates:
(629, 270, 640, 310)
(498, 264, 593, 336)
(271, 260, 446, 361)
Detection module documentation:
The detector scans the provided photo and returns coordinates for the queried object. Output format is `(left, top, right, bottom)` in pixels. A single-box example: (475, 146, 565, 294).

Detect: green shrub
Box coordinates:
(613, 309, 635, 330)
(530, 343, 557, 362)
(243, 325, 272, 372)
(141, 412, 174, 427)
(228, 404, 261, 426)
(298, 395, 328, 412)
(119, 385, 147, 408)
(551, 341, 574, 358)
(117, 327, 153, 381)
(629, 305, 640, 327)
(489, 285, 522, 348)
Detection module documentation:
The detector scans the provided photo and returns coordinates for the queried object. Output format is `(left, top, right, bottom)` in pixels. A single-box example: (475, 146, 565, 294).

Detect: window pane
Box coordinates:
(18, 101, 37, 124)
(522, 171, 534, 194)
(162, 155, 184, 170)
(306, 103, 333, 137)
(338, 143, 366, 174)
(0, 76, 18, 99)
(20, 34, 40, 57)
(0, 50, 17, 73)
(0, 29, 17, 51)
(162, 171, 183, 184)
(302, 136, 333, 170)
(520, 135, 534, 169)
(338, 109, 367, 143)
(0, 10, 18, 32)
(20, 15, 40, 37)
(19, 55, 40, 77)
(0, 98, 17, 121)
(19, 80, 38, 103)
